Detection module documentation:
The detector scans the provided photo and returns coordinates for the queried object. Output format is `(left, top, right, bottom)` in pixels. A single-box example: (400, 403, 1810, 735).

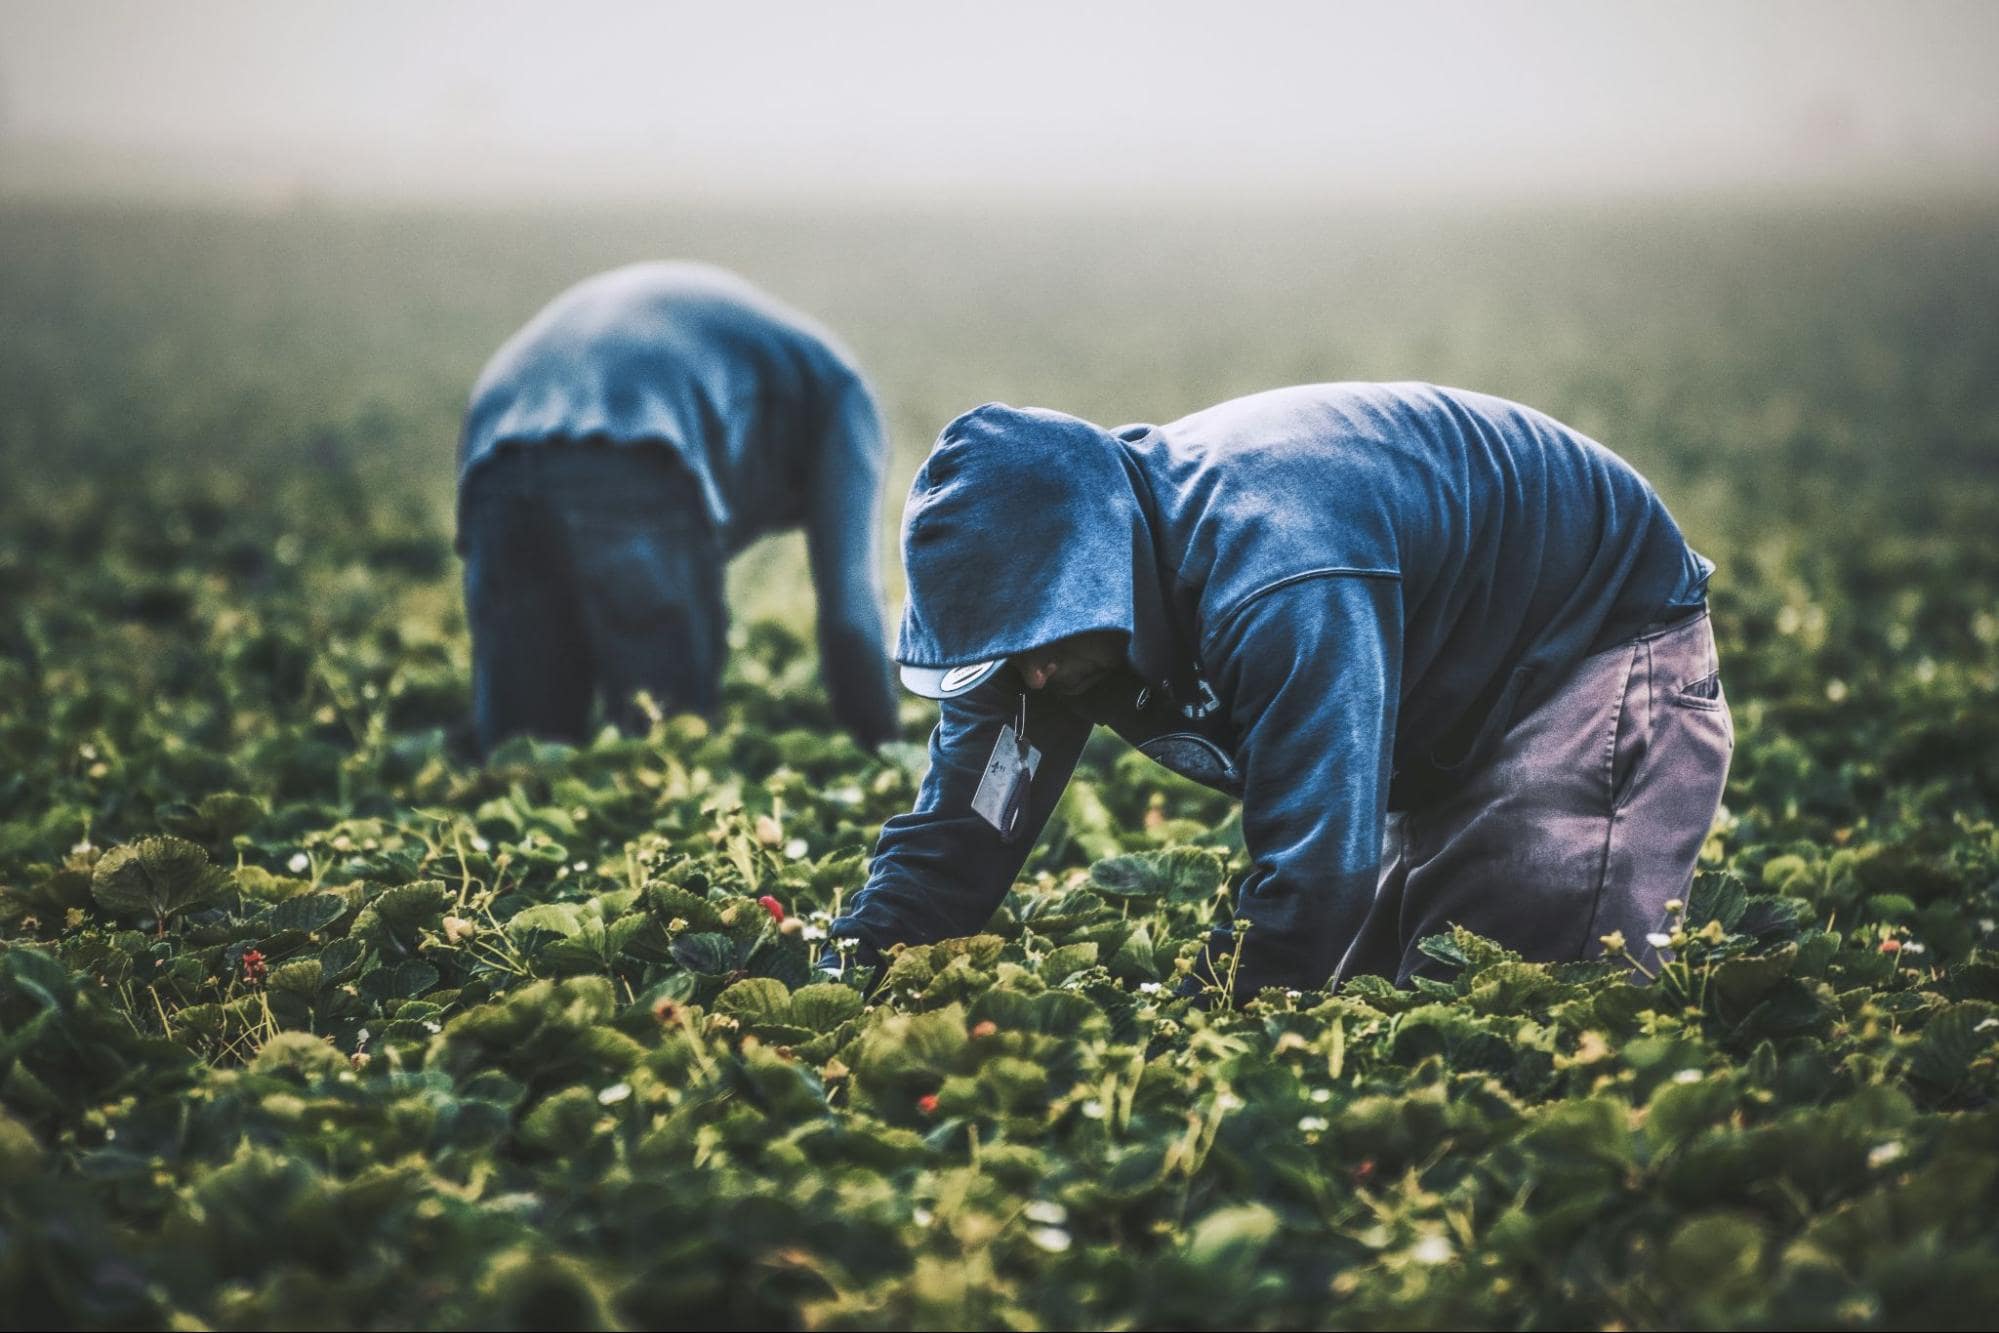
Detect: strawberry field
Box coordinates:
(3, 199, 1998, 1329)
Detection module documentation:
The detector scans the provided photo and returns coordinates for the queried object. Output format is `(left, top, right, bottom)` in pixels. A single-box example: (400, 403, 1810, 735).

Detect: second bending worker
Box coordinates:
(457, 262, 899, 755)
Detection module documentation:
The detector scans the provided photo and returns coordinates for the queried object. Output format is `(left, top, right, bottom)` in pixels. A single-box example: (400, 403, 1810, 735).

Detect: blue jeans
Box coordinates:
(459, 442, 725, 755)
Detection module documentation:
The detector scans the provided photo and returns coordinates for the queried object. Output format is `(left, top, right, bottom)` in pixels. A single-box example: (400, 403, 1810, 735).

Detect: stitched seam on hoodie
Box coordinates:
(1205, 567, 1401, 657)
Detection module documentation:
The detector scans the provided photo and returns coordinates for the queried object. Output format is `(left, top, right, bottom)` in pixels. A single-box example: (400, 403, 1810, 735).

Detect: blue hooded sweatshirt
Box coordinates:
(459, 261, 897, 745)
(831, 383, 1712, 992)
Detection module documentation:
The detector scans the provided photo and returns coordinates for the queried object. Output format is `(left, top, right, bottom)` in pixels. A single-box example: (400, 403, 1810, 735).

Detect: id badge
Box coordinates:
(971, 695, 1040, 841)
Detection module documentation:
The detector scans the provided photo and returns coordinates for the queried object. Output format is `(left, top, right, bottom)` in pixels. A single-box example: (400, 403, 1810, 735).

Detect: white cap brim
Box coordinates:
(899, 659, 1006, 699)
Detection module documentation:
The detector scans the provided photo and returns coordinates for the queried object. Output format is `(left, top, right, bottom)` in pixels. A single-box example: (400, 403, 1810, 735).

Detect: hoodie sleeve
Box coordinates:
(1207, 573, 1404, 994)
(831, 678, 1094, 960)
(804, 373, 900, 749)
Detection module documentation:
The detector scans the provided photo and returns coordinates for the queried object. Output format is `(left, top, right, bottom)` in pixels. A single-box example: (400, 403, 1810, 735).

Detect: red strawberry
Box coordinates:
(758, 895, 785, 923)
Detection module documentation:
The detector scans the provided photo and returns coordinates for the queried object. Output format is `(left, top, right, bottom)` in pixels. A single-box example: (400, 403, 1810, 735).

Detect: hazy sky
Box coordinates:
(3, 0, 1995, 198)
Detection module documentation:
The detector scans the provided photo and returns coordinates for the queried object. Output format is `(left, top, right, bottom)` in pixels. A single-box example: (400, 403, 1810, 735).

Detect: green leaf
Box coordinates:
(90, 836, 230, 924)
(607, 913, 672, 963)
(250, 1031, 346, 1081)
(518, 1086, 601, 1151)
(744, 934, 815, 989)
(0, 867, 93, 929)
(1415, 931, 1474, 973)
(234, 866, 310, 904)
(268, 959, 323, 998)
(1736, 894, 1808, 941)
(670, 932, 738, 975)
(647, 883, 726, 932)
(1645, 1074, 1732, 1147)
(969, 988, 1109, 1040)
(318, 938, 366, 982)
(1687, 870, 1749, 933)
(508, 902, 586, 941)
(269, 893, 346, 935)
(360, 960, 440, 1001)
(790, 983, 863, 1032)
(1663, 1212, 1767, 1305)
(1733, 979, 1834, 1043)
(1864, 892, 1919, 923)
(855, 1004, 971, 1105)
(350, 881, 450, 951)
(1463, 961, 1560, 1015)
(1108, 924, 1158, 980)
(0, 945, 72, 1020)
(1709, 945, 1799, 1019)
(1184, 1203, 1279, 1270)
(156, 792, 266, 846)
(1040, 942, 1100, 985)
(1911, 1002, 1999, 1090)
(715, 977, 792, 1027)
(1089, 847, 1226, 903)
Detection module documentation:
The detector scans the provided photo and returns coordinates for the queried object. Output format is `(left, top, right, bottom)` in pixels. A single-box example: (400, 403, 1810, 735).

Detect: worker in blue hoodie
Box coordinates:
(457, 262, 898, 756)
(829, 384, 1734, 998)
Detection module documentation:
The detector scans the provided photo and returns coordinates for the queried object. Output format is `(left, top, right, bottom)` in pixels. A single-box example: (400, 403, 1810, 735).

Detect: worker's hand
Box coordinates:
(821, 628, 898, 749)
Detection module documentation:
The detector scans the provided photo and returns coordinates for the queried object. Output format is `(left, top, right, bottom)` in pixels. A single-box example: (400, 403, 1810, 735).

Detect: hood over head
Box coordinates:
(895, 403, 1188, 699)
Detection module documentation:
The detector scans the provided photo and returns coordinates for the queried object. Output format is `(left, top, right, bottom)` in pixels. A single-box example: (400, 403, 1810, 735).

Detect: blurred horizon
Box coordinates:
(4, 0, 1997, 207)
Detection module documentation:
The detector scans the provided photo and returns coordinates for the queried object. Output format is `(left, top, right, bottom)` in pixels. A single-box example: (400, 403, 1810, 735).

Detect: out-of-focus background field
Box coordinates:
(9, 196, 1999, 599)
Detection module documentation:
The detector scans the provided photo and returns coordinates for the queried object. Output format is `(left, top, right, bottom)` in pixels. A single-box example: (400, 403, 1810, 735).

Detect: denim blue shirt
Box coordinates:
(459, 262, 896, 744)
(834, 383, 1712, 991)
